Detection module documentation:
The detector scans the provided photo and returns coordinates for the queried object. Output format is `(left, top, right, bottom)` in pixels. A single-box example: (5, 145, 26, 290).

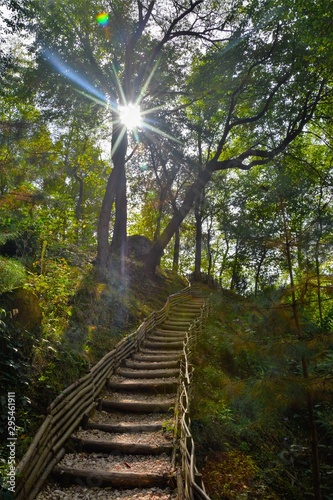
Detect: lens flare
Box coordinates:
(42, 49, 107, 104)
(43, 49, 182, 147)
(119, 103, 142, 130)
(96, 12, 109, 26)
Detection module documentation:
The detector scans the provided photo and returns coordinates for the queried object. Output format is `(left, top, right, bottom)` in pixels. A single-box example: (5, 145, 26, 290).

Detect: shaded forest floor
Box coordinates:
(191, 289, 333, 500)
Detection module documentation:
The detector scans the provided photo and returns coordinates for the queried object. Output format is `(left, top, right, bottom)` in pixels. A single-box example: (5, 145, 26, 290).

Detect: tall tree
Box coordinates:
(13, 0, 333, 277)
(23, 0, 232, 274)
(145, 0, 333, 274)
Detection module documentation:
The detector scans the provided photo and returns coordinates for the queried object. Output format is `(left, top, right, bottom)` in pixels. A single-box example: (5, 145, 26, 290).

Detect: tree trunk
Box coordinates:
(194, 195, 202, 277)
(97, 122, 128, 272)
(145, 168, 213, 275)
(219, 235, 230, 286)
(207, 219, 213, 277)
(74, 171, 84, 245)
(315, 186, 324, 327)
(97, 168, 117, 269)
(153, 189, 165, 242)
(172, 227, 180, 273)
(230, 240, 239, 291)
(110, 164, 127, 272)
(315, 249, 323, 327)
(110, 124, 128, 268)
(254, 248, 267, 297)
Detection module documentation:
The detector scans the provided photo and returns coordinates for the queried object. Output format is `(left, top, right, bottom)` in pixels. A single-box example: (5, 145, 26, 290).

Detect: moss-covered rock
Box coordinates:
(1, 287, 42, 330)
(0, 287, 42, 357)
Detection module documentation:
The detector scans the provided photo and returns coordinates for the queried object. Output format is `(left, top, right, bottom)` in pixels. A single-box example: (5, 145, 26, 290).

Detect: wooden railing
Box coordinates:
(15, 286, 192, 500)
(178, 298, 211, 499)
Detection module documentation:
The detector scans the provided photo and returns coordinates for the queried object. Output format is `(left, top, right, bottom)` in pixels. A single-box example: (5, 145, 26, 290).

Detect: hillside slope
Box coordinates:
(191, 289, 333, 500)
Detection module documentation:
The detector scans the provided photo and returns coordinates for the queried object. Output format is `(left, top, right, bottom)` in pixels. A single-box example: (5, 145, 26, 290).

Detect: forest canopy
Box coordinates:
(1, 0, 333, 281)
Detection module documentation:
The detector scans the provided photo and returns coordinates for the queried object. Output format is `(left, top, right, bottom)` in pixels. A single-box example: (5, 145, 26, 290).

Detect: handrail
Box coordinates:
(15, 286, 192, 500)
(177, 298, 211, 499)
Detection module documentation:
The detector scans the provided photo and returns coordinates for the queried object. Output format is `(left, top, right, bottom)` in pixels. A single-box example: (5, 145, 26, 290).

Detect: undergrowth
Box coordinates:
(192, 289, 333, 500)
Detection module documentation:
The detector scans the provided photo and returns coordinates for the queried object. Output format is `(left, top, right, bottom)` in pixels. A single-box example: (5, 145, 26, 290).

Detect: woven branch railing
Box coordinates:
(178, 299, 211, 500)
(15, 286, 192, 500)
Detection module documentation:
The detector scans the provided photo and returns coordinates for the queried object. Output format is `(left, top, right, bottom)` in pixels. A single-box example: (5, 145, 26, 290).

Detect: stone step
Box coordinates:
(146, 335, 185, 344)
(101, 399, 174, 413)
(52, 467, 174, 489)
(124, 359, 179, 370)
(163, 317, 191, 323)
(138, 349, 183, 358)
(172, 309, 202, 315)
(69, 437, 173, 456)
(116, 368, 179, 379)
(85, 421, 163, 433)
(132, 353, 181, 362)
(153, 330, 186, 338)
(173, 302, 203, 309)
(142, 340, 183, 350)
(159, 324, 189, 331)
(107, 379, 178, 393)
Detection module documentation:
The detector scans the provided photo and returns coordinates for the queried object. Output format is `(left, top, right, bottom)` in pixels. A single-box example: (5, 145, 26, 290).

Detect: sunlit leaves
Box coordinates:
(0, 257, 26, 293)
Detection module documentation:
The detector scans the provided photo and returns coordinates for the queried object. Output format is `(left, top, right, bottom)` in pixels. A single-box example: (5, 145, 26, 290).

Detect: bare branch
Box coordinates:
(136, 0, 205, 88)
(133, 0, 156, 44)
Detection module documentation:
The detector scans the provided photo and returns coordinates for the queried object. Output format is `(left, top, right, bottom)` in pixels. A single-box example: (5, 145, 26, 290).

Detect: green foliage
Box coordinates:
(0, 257, 26, 292)
(0, 311, 30, 397)
(27, 258, 84, 339)
(193, 288, 333, 498)
(201, 451, 260, 500)
(0, 311, 31, 460)
(162, 418, 175, 434)
(31, 339, 89, 410)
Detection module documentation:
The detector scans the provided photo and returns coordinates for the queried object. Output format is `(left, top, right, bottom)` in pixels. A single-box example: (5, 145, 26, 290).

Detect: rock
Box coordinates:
(0, 287, 42, 357)
(127, 235, 153, 261)
(0, 287, 42, 331)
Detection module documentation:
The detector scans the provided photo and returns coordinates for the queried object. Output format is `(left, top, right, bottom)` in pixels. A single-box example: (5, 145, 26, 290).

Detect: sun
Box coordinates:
(119, 103, 142, 130)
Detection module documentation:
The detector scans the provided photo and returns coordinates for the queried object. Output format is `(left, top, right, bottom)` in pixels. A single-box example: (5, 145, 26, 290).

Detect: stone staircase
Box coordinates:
(36, 295, 205, 499)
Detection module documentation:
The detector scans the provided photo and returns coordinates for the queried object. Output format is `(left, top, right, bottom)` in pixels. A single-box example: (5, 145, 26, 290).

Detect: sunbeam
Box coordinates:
(111, 124, 128, 157)
(143, 120, 183, 144)
(42, 46, 183, 148)
(42, 49, 108, 106)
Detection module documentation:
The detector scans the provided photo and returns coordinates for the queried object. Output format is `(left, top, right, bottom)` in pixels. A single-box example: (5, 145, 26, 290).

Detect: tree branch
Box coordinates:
(136, 0, 205, 89)
(211, 80, 327, 172)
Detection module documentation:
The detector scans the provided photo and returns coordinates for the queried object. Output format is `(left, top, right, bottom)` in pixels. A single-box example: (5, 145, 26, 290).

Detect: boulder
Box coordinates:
(0, 287, 42, 331)
(127, 235, 153, 261)
(0, 287, 42, 358)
